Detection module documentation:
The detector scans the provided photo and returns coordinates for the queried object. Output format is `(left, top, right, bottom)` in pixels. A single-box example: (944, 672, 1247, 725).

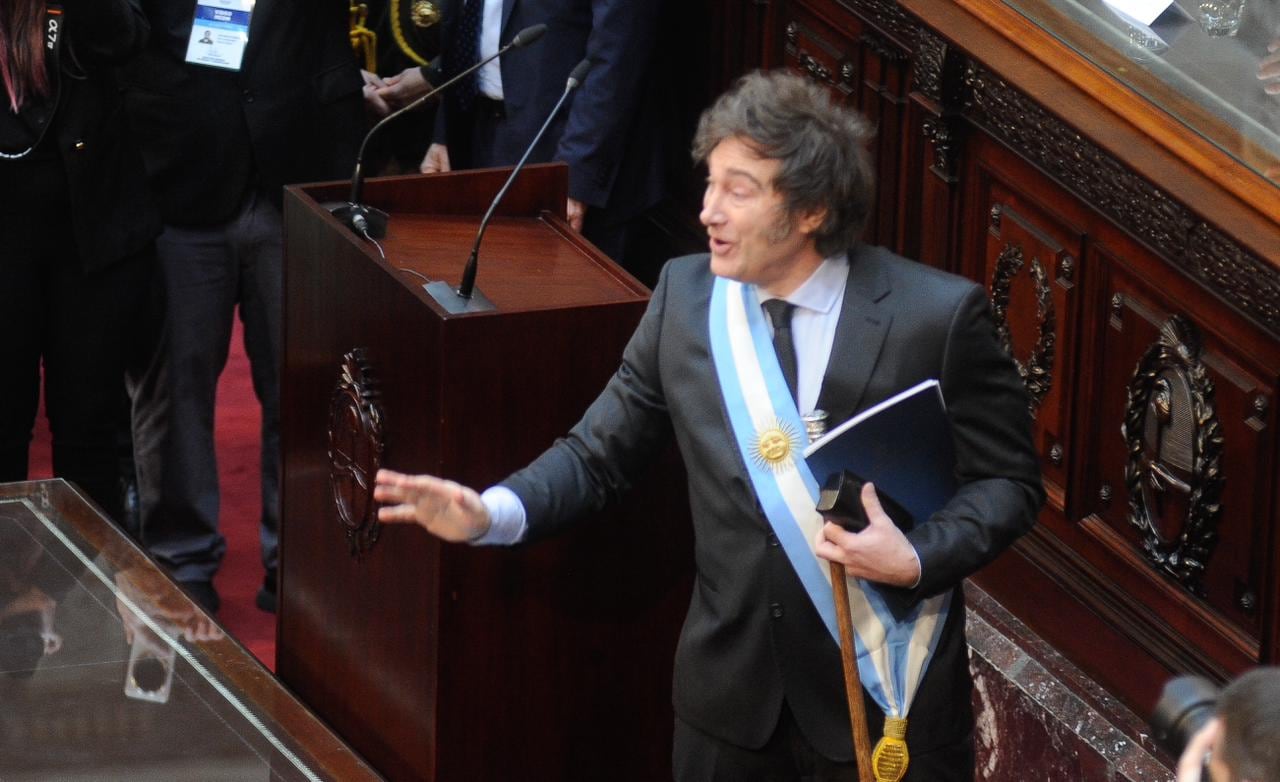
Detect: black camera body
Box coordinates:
(1151, 675, 1220, 759)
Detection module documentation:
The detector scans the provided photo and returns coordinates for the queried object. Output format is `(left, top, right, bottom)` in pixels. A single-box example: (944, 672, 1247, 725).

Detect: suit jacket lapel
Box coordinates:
(816, 245, 893, 425)
(501, 0, 517, 38)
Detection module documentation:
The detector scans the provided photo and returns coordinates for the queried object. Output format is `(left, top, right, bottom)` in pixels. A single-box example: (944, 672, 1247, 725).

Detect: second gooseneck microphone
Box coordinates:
(455, 58, 593, 302)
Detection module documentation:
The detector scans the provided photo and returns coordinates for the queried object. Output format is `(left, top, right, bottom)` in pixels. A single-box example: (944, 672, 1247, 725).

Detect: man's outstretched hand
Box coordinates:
(374, 469, 491, 542)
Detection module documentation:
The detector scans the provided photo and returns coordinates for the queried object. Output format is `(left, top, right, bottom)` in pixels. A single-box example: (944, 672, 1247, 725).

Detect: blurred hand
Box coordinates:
(114, 568, 225, 646)
(1259, 39, 1280, 96)
(376, 66, 432, 110)
(374, 469, 490, 542)
(1175, 717, 1222, 782)
(362, 69, 391, 116)
(813, 482, 921, 587)
(567, 197, 587, 232)
(420, 143, 451, 174)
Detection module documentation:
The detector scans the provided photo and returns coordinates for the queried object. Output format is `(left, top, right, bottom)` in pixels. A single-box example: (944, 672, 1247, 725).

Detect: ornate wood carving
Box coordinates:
(912, 27, 946, 102)
(1121, 316, 1224, 595)
(990, 243, 1056, 414)
(962, 63, 1280, 338)
(859, 30, 909, 63)
(841, 0, 921, 48)
(327, 349, 386, 558)
(1187, 224, 1280, 335)
(921, 115, 957, 176)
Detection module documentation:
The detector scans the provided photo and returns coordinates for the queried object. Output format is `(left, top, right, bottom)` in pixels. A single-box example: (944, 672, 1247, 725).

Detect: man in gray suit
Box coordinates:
(375, 70, 1043, 781)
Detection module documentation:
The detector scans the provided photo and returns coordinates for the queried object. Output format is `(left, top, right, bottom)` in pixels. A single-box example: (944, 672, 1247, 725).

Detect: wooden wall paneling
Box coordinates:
(857, 29, 910, 253)
(964, 141, 1086, 518)
(1073, 237, 1278, 659)
(904, 27, 964, 271)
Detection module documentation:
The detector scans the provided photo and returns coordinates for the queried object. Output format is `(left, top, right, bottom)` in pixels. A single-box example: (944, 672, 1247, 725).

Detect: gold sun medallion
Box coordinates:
(752, 421, 799, 472)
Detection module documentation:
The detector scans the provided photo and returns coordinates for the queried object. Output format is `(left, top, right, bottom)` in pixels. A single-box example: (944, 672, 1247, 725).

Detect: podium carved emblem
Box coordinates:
(1122, 316, 1223, 594)
(328, 349, 386, 558)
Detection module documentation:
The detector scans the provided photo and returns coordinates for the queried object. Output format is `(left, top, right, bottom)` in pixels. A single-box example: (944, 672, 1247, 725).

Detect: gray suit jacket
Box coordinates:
(503, 245, 1044, 758)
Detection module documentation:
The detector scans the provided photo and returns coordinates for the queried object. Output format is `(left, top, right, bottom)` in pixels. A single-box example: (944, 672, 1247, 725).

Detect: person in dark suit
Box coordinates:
(418, 0, 663, 265)
(118, 0, 365, 614)
(352, 0, 446, 172)
(0, 0, 158, 524)
(374, 70, 1044, 781)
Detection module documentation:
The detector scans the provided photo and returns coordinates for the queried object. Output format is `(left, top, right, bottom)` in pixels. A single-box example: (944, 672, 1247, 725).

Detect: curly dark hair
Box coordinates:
(692, 69, 876, 256)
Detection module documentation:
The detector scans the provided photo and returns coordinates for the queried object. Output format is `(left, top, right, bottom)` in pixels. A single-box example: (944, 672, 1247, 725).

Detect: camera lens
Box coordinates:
(1151, 675, 1220, 758)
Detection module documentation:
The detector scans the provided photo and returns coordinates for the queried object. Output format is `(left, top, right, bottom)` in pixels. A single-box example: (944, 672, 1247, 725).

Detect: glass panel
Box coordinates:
(0, 485, 379, 781)
(1001, 0, 1280, 186)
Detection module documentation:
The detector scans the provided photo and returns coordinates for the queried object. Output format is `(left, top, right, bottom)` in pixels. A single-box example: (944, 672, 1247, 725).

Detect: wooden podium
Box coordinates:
(278, 165, 694, 781)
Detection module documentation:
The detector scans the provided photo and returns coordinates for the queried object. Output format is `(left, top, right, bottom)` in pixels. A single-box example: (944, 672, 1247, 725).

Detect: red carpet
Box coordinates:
(29, 314, 276, 670)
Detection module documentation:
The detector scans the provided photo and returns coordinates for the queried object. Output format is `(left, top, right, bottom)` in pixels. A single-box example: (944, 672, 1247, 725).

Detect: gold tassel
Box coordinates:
(871, 716, 909, 782)
(349, 2, 377, 72)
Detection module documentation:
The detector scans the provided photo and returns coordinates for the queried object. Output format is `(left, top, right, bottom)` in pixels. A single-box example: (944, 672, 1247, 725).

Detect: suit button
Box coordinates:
(242, 89, 255, 103)
(770, 603, 784, 619)
(73, 140, 85, 151)
(767, 533, 779, 547)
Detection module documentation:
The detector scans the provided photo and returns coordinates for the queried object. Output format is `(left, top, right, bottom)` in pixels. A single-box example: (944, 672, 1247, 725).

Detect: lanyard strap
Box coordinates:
(0, 5, 64, 161)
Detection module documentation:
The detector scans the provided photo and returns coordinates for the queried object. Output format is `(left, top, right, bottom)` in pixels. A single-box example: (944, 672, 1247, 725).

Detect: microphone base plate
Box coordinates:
(323, 202, 389, 239)
(423, 280, 497, 314)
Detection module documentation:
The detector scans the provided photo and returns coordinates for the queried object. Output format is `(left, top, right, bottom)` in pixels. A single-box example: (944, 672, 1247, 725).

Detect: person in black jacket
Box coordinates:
(0, 0, 159, 522)
(118, 0, 365, 614)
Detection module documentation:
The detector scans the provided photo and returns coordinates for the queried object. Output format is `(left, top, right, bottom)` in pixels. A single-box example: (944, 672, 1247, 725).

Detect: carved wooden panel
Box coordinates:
(1078, 244, 1277, 662)
(973, 169, 1084, 509)
(774, 0, 912, 253)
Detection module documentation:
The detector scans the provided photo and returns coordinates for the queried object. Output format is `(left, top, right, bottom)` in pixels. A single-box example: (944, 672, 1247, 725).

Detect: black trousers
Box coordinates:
(0, 204, 152, 522)
(673, 704, 975, 782)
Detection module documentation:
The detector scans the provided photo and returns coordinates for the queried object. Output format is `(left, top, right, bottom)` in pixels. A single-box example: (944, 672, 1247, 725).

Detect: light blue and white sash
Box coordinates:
(708, 276, 950, 722)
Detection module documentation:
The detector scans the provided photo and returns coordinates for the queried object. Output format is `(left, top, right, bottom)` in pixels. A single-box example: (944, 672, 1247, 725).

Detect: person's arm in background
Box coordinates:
(555, 0, 662, 231)
(63, 0, 149, 62)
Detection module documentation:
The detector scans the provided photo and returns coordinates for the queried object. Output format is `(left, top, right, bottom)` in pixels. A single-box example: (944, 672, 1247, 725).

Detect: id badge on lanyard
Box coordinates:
(184, 0, 254, 71)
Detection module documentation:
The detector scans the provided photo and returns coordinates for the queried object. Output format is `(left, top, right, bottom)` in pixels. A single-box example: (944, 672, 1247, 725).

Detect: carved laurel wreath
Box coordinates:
(990, 243, 1056, 415)
(1121, 316, 1223, 594)
(328, 349, 386, 558)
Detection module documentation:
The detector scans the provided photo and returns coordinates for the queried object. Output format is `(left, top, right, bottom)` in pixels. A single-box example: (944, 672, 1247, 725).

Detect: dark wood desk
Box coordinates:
(0, 479, 381, 781)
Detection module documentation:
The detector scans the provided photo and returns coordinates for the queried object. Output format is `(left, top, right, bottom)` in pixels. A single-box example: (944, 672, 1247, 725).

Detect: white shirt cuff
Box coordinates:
(473, 485, 528, 546)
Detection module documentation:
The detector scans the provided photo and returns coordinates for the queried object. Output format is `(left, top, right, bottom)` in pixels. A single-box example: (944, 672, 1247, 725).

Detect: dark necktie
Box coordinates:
(446, 0, 483, 111)
(763, 299, 799, 402)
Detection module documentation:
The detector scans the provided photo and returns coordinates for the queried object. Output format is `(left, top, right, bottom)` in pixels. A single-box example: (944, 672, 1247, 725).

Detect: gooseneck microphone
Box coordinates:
(326, 23, 548, 238)
(424, 58, 592, 313)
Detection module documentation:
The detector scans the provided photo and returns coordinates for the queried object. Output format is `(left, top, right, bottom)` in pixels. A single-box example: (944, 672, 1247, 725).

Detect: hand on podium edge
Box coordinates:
(567, 197, 586, 232)
(419, 143, 451, 174)
(374, 469, 491, 543)
(813, 482, 921, 588)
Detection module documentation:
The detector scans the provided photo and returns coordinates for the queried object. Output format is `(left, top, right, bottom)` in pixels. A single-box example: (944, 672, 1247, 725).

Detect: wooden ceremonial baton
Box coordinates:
(831, 560, 875, 782)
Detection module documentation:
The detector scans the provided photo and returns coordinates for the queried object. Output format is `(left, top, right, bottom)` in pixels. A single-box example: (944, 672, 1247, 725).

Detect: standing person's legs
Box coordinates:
(44, 245, 153, 523)
(231, 191, 283, 611)
(130, 216, 239, 610)
(0, 219, 47, 485)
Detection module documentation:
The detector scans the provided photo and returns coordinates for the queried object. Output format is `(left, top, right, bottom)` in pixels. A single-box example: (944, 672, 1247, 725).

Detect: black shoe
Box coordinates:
(255, 568, 277, 614)
(182, 580, 220, 614)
